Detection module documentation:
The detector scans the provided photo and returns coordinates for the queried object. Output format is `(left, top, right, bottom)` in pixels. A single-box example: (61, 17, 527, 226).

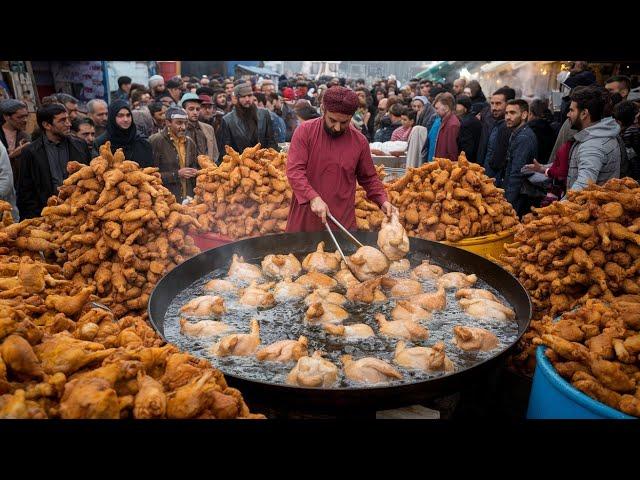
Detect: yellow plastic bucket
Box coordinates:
(441, 228, 516, 261)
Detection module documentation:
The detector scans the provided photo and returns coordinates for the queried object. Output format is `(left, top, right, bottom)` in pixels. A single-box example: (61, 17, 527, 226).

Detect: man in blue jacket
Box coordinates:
(502, 99, 538, 217)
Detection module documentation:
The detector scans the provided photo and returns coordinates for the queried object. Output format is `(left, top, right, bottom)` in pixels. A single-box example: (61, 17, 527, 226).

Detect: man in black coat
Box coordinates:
(455, 96, 482, 163)
(17, 103, 91, 219)
(217, 83, 278, 161)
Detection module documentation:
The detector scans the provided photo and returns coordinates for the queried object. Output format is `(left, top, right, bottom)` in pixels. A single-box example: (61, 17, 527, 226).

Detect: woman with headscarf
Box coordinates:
(95, 100, 153, 167)
(413, 96, 437, 133)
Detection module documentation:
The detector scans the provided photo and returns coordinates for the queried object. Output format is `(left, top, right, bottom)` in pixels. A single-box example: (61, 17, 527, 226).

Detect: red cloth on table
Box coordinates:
(286, 117, 388, 233)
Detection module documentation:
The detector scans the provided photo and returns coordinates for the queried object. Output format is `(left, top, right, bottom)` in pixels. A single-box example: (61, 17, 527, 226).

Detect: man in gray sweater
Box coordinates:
(566, 85, 621, 192)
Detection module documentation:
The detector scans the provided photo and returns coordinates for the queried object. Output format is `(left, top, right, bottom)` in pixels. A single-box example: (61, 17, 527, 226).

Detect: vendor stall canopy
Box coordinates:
(234, 64, 280, 77)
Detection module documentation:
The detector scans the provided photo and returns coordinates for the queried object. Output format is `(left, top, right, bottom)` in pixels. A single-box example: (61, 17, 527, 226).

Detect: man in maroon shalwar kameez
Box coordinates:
(286, 86, 394, 232)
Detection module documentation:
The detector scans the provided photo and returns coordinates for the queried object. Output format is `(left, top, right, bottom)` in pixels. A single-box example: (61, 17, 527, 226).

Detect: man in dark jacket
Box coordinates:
(527, 99, 556, 164)
(455, 96, 482, 163)
(217, 83, 278, 161)
(613, 100, 640, 181)
(503, 99, 539, 217)
(149, 106, 198, 202)
(17, 103, 91, 219)
(479, 87, 515, 175)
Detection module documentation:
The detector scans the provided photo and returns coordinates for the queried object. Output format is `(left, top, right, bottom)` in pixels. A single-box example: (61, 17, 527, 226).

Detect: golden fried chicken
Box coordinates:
(375, 313, 429, 341)
(0, 389, 47, 419)
(34, 333, 116, 375)
(381, 277, 423, 297)
(210, 319, 261, 357)
(334, 264, 360, 289)
(572, 371, 622, 410)
(346, 277, 386, 303)
(286, 351, 339, 388)
(180, 318, 232, 337)
(342, 355, 403, 383)
(273, 279, 308, 302)
(261, 253, 302, 279)
(410, 260, 444, 280)
(305, 302, 349, 325)
(453, 326, 498, 351)
(59, 377, 121, 419)
(394, 341, 455, 373)
(295, 271, 338, 290)
(238, 282, 275, 308)
(458, 298, 516, 322)
(586, 354, 636, 393)
(0, 334, 44, 380)
(346, 246, 390, 281)
(388, 259, 411, 274)
(165, 370, 220, 419)
(533, 334, 590, 362)
(437, 272, 478, 290)
(227, 254, 264, 282)
(180, 295, 227, 316)
(409, 287, 447, 311)
(160, 353, 212, 391)
(304, 289, 347, 307)
(255, 336, 309, 362)
(391, 301, 431, 323)
(45, 286, 94, 316)
(455, 288, 500, 303)
(203, 279, 237, 295)
(133, 372, 168, 419)
(377, 209, 410, 260)
(302, 242, 341, 274)
(323, 323, 375, 339)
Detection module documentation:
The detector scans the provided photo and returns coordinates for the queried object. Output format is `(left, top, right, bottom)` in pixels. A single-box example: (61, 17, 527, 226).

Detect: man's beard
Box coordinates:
(237, 103, 258, 134)
(323, 119, 345, 138)
(570, 117, 583, 131)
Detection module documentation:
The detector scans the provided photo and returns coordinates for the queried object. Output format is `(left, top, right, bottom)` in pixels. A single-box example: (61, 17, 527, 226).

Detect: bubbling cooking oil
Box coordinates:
(164, 250, 520, 389)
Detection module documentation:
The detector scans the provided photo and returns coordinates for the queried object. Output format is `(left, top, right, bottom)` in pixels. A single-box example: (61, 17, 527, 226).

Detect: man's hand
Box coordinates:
(178, 167, 198, 179)
(8, 139, 30, 159)
(523, 159, 545, 175)
(310, 196, 329, 224)
(382, 201, 397, 218)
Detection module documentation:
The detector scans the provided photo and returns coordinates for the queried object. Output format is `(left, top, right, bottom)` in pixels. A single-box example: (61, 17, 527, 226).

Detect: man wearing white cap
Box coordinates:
(149, 106, 198, 202)
(149, 75, 166, 99)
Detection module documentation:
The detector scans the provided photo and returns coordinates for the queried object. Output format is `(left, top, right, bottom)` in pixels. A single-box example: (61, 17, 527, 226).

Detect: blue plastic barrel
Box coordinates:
(526, 346, 635, 419)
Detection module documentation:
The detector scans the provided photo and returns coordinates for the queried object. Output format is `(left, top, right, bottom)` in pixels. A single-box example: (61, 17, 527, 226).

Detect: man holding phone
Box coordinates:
(149, 106, 199, 202)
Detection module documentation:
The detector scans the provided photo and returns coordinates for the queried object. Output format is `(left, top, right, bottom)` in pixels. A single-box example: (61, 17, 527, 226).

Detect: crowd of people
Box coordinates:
(0, 62, 638, 223)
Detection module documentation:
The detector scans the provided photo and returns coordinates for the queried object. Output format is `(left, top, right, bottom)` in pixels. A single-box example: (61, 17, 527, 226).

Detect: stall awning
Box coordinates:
(480, 61, 512, 73)
(235, 64, 280, 77)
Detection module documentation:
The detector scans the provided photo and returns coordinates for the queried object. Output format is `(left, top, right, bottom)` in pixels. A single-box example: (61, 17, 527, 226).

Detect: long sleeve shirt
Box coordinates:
(286, 117, 388, 233)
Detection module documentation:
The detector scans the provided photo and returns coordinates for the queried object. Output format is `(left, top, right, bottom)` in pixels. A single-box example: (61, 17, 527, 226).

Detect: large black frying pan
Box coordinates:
(148, 232, 531, 414)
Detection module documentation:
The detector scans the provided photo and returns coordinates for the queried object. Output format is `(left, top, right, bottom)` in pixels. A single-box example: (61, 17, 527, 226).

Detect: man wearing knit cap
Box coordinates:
(286, 86, 394, 232)
(149, 106, 198, 202)
(149, 75, 166, 99)
(217, 82, 278, 162)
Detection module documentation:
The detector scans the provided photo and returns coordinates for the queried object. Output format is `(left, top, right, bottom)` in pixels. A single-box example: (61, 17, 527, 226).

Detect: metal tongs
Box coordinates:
(324, 212, 363, 273)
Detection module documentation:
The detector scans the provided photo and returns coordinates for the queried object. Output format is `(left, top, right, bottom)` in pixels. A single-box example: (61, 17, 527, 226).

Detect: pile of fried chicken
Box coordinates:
(180, 210, 515, 387)
(0, 143, 201, 317)
(532, 294, 640, 417)
(185, 144, 291, 239)
(353, 165, 389, 231)
(497, 178, 640, 373)
(0, 254, 263, 419)
(357, 153, 519, 242)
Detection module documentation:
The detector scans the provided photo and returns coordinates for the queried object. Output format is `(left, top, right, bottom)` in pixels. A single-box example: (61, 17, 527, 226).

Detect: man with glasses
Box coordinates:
(0, 99, 31, 186)
(217, 83, 278, 161)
